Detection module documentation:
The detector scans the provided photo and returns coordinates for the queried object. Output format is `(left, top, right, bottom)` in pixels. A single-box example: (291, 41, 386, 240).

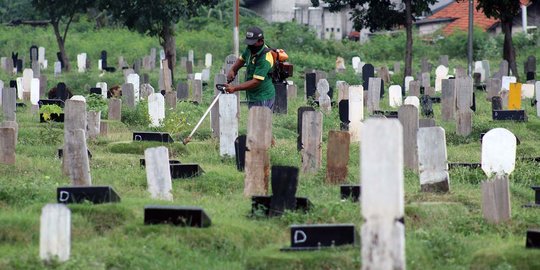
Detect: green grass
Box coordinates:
(0, 21, 540, 270)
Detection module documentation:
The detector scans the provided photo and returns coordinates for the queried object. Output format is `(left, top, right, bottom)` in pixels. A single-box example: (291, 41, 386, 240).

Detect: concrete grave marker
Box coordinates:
(140, 83, 154, 100)
(22, 68, 33, 93)
(399, 105, 419, 172)
(144, 146, 173, 201)
(474, 61, 486, 82)
(188, 50, 194, 63)
(421, 58, 431, 73)
(441, 79, 456, 121)
(244, 107, 272, 196)
(287, 82, 297, 100)
(536, 81, 540, 117)
(40, 204, 70, 262)
(349, 85, 364, 142)
(326, 130, 350, 184)
(378, 66, 390, 84)
(500, 90, 509, 109)
(127, 73, 140, 102)
(87, 111, 101, 140)
(201, 68, 211, 82)
(148, 93, 165, 127)
(352, 57, 360, 72)
(404, 76, 414, 94)
(16, 77, 23, 100)
(361, 119, 405, 270)
(122, 83, 135, 108)
(418, 127, 449, 192)
(77, 53, 86, 72)
(525, 55, 536, 80)
(389, 85, 402, 108)
(393, 62, 400, 74)
(336, 81, 349, 103)
(108, 99, 121, 121)
(0, 127, 16, 164)
(435, 65, 448, 92)
(3, 88, 16, 121)
(65, 129, 91, 185)
(30, 78, 39, 105)
(54, 61, 61, 76)
(486, 78, 501, 101)
(219, 94, 238, 157)
(421, 72, 431, 89)
(317, 79, 331, 113)
(439, 55, 449, 67)
(38, 47, 45, 67)
(409, 80, 420, 97)
(456, 77, 473, 136)
(301, 111, 323, 173)
(192, 79, 203, 104)
(367, 78, 381, 114)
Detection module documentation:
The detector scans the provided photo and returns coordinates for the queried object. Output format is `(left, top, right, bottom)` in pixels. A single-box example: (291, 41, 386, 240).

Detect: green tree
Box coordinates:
(311, 0, 436, 77)
(472, 0, 538, 80)
(32, 0, 94, 72)
(99, 0, 218, 76)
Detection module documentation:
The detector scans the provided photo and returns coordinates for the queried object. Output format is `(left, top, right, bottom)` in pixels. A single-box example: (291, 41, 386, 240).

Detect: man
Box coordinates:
(225, 26, 275, 109)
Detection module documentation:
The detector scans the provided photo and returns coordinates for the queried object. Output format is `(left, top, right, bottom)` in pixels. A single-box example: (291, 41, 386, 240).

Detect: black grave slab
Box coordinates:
(56, 82, 68, 101)
(492, 110, 527, 122)
(170, 164, 204, 179)
(29, 45, 38, 62)
(38, 99, 65, 108)
(448, 163, 481, 169)
(281, 224, 357, 251)
(144, 205, 211, 227)
(57, 186, 120, 204)
(139, 159, 181, 167)
(90, 87, 102, 95)
(340, 185, 361, 202)
(362, 64, 374, 91)
(420, 95, 434, 117)
(305, 73, 316, 100)
(274, 82, 288, 114)
(526, 229, 540, 248)
(251, 196, 311, 216)
(235, 135, 247, 171)
(16, 59, 22, 73)
(523, 186, 540, 208)
(40, 113, 64, 123)
(16, 102, 26, 107)
(339, 99, 349, 131)
(492, 96, 502, 110)
(133, 131, 174, 143)
(372, 110, 398, 118)
(270, 166, 299, 216)
(430, 97, 441, 103)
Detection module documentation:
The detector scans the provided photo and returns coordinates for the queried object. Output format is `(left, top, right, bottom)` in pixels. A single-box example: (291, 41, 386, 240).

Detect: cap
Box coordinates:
(244, 26, 264, 45)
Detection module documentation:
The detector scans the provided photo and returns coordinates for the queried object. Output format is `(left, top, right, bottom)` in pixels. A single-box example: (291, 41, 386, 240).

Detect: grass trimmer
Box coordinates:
(182, 83, 228, 145)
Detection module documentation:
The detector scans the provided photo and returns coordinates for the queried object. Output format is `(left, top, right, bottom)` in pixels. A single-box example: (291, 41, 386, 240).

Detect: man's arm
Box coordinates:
(226, 78, 261, 93)
(227, 59, 245, 82)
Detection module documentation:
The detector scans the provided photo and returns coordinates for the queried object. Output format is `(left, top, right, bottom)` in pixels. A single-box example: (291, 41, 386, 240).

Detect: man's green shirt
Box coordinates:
(239, 45, 275, 102)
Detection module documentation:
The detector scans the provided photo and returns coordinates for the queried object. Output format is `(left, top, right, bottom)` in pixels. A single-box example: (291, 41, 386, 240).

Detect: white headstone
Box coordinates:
(205, 53, 212, 68)
(219, 94, 239, 157)
(361, 119, 405, 270)
(194, 73, 202, 81)
(54, 61, 62, 76)
(71, 95, 86, 102)
(352, 57, 361, 72)
(481, 128, 516, 178)
(38, 47, 45, 66)
(98, 59, 102, 71)
(77, 53, 87, 73)
(521, 83, 534, 99)
(501, 76, 516, 91)
(42, 60, 48, 69)
(40, 204, 70, 262)
(30, 78, 40, 105)
(417, 127, 449, 190)
(201, 68, 211, 82)
(96, 82, 108, 99)
(404, 96, 420, 109)
(389, 85, 402, 108)
(148, 93, 165, 127)
(435, 65, 449, 92)
(127, 73, 140, 102)
(348, 85, 364, 142)
(404, 76, 414, 94)
(474, 61, 486, 82)
(22, 69, 33, 92)
(16, 77, 23, 100)
(144, 146, 173, 201)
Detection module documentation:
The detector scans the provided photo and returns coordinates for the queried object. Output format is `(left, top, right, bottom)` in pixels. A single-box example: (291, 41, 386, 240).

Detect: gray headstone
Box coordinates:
(486, 78, 501, 101)
(417, 126, 449, 192)
(398, 105, 419, 172)
(441, 79, 456, 122)
(108, 98, 122, 121)
(2, 88, 16, 121)
(367, 77, 381, 113)
(40, 204, 70, 262)
(144, 146, 173, 201)
(122, 83, 135, 108)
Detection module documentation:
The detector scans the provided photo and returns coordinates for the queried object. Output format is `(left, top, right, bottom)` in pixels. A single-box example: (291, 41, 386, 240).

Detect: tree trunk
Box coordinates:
(52, 21, 71, 72)
(404, 0, 413, 77)
(502, 20, 518, 80)
(162, 24, 176, 82)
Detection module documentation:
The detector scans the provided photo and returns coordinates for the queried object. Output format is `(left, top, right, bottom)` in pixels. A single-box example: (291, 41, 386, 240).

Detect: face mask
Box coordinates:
(249, 44, 263, 54)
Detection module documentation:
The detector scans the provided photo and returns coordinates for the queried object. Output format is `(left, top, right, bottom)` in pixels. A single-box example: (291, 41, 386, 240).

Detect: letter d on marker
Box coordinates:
(59, 191, 70, 202)
(294, 230, 307, 244)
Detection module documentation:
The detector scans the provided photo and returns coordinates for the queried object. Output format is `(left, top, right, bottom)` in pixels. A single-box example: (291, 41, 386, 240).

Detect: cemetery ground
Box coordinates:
(0, 24, 539, 269)
(0, 78, 539, 269)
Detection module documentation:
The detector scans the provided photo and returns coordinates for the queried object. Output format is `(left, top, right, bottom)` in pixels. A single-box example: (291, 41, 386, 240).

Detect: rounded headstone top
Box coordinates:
(481, 128, 516, 177)
(71, 95, 86, 102)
